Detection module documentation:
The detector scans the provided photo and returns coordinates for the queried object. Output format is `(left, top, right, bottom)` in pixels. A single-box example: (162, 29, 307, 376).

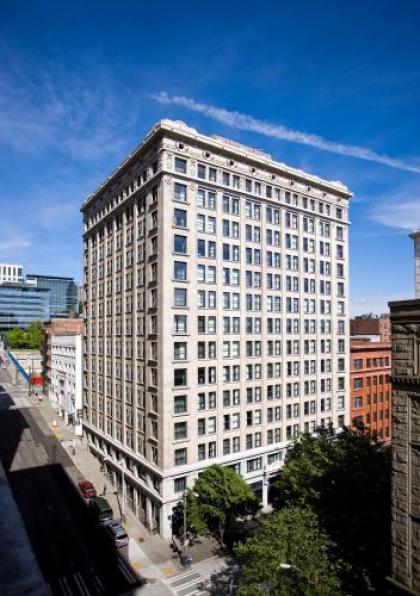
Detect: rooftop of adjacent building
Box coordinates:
(82, 118, 352, 210)
(0, 281, 50, 293)
(350, 340, 392, 352)
(26, 274, 77, 282)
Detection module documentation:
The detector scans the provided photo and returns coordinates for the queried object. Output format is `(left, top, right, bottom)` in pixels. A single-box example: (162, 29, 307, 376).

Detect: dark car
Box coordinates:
(88, 496, 113, 524)
(79, 480, 97, 499)
(104, 520, 129, 547)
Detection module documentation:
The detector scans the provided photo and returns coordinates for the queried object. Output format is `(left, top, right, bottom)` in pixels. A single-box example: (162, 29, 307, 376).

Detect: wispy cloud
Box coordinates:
(370, 180, 420, 230)
(0, 66, 139, 160)
(153, 91, 420, 174)
(0, 235, 31, 252)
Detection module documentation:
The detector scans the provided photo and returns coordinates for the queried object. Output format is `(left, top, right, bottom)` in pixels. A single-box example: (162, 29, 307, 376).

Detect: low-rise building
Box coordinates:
(43, 319, 83, 434)
(49, 334, 83, 435)
(350, 314, 391, 342)
(350, 340, 392, 441)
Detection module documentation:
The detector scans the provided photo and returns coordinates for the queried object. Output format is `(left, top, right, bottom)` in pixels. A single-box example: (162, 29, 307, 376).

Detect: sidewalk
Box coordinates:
(31, 392, 225, 593)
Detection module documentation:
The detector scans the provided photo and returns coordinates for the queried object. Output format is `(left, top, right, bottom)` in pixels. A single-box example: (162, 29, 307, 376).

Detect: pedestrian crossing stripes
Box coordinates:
(164, 568, 210, 596)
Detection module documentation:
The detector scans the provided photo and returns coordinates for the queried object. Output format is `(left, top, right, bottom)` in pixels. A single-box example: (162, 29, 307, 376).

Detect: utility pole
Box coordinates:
(183, 490, 187, 548)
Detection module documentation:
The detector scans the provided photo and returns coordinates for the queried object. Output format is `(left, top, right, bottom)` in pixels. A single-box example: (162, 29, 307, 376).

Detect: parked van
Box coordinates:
(88, 496, 113, 524)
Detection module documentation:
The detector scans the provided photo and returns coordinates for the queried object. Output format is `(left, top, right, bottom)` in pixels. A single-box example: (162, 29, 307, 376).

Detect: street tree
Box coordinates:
(272, 425, 391, 593)
(5, 327, 27, 349)
(173, 465, 260, 546)
(26, 321, 43, 350)
(235, 506, 343, 596)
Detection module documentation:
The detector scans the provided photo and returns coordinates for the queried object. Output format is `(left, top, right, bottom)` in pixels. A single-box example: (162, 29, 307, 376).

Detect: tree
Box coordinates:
(272, 425, 391, 593)
(5, 327, 27, 349)
(174, 465, 260, 546)
(26, 321, 43, 350)
(235, 506, 342, 596)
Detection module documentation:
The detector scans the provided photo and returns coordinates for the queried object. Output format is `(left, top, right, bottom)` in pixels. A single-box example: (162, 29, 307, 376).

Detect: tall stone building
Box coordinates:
(81, 120, 351, 538)
(389, 299, 420, 593)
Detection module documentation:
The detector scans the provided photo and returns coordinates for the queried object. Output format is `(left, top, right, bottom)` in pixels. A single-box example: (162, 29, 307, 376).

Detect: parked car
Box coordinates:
(79, 480, 97, 499)
(88, 496, 113, 524)
(104, 520, 129, 547)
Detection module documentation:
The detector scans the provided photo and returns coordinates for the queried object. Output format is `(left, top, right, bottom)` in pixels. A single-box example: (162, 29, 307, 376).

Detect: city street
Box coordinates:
(0, 367, 142, 595)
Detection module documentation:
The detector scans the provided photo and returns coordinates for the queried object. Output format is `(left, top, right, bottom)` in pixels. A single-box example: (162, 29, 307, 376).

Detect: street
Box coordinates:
(0, 367, 142, 595)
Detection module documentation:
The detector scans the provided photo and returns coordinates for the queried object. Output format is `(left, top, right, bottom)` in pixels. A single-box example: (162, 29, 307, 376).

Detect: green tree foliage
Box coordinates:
(26, 321, 43, 349)
(235, 506, 342, 596)
(5, 327, 27, 349)
(273, 425, 391, 593)
(173, 465, 260, 545)
(5, 321, 43, 350)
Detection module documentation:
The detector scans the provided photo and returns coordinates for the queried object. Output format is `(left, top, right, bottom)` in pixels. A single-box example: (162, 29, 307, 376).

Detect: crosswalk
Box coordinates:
(164, 567, 209, 596)
(47, 559, 141, 596)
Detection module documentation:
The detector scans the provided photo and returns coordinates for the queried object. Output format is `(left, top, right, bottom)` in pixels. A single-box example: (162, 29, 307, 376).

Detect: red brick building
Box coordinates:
(350, 340, 392, 440)
(350, 314, 391, 342)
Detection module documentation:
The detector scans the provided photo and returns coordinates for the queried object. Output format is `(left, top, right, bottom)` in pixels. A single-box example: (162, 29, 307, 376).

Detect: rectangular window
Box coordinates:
(175, 157, 187, 173)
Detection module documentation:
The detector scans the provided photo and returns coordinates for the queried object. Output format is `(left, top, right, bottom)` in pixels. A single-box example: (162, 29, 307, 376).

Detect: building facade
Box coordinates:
(389, 299, 420, 594)
(0, 263, 23, 284)
(350, 314, 391, 342)
(81, 120, 351, 538)
(43, 319, 83, 396)
(350, 340, 392, 440)
(49, 334, 83, 435)
(0, 284, 50, 332)
(26, 274, 78, 318)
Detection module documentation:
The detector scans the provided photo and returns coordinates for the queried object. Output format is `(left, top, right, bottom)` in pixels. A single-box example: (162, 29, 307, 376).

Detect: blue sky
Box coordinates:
(1, 0, 419, 314)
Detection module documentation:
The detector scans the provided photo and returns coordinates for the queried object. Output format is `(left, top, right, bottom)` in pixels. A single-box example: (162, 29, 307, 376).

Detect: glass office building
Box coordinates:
(26, 274, 78, 318)
(0, 284, 50, 331)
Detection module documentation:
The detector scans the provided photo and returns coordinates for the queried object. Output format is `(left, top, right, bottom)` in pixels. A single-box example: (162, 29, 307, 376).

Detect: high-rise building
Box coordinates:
(350, 340, 392, 440)
(410, 231, 420, 299)
(0, 283, 50, 331)
(389, 300, 420, 593)
(0, 263, 23, 284)
(81, 119, 351, 538)
(26, 274, 78, 318)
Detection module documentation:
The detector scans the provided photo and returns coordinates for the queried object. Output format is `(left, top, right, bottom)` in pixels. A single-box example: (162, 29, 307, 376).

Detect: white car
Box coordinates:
(104, 520, 129, 547)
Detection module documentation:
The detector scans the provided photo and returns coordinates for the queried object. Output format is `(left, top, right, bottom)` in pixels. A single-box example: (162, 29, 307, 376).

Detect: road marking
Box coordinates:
(87, 566, 105, 592)
(118, 559, 138, 583)
(73, 571, 91, 596)
(58, 576, 73, 596)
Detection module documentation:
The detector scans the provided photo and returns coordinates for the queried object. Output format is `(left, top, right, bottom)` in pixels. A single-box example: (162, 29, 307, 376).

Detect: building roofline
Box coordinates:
(26, 274, 76, 282)
(81, 119, 352, 211)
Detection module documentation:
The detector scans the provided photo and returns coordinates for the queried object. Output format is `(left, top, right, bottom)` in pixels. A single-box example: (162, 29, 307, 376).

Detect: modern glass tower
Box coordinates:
(0, 283, 50, 331)
(26, 274, 78, 318)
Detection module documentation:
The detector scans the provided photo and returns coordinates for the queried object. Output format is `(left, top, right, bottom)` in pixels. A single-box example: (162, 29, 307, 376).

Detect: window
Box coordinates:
(174, 421, 187, 440)
(174, 343, 187, 360)
(174, 209, 187, 228)
(174, 183, 187, 202)
(197, 164, 206, 179)
(174, 395, 187, 414)
(174, 369, 187, 386)
(174, 448, 187, 466)
(247, 457, 262, 472)
(175, 157, 187, 173)
(174, 477, 186, 493)
(174, 261, 187, 280)
(353, 378, 363, 390)
(174, 315, 187, 333)
(174, 288, 187, 307)
(174, 235, 187, 254)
